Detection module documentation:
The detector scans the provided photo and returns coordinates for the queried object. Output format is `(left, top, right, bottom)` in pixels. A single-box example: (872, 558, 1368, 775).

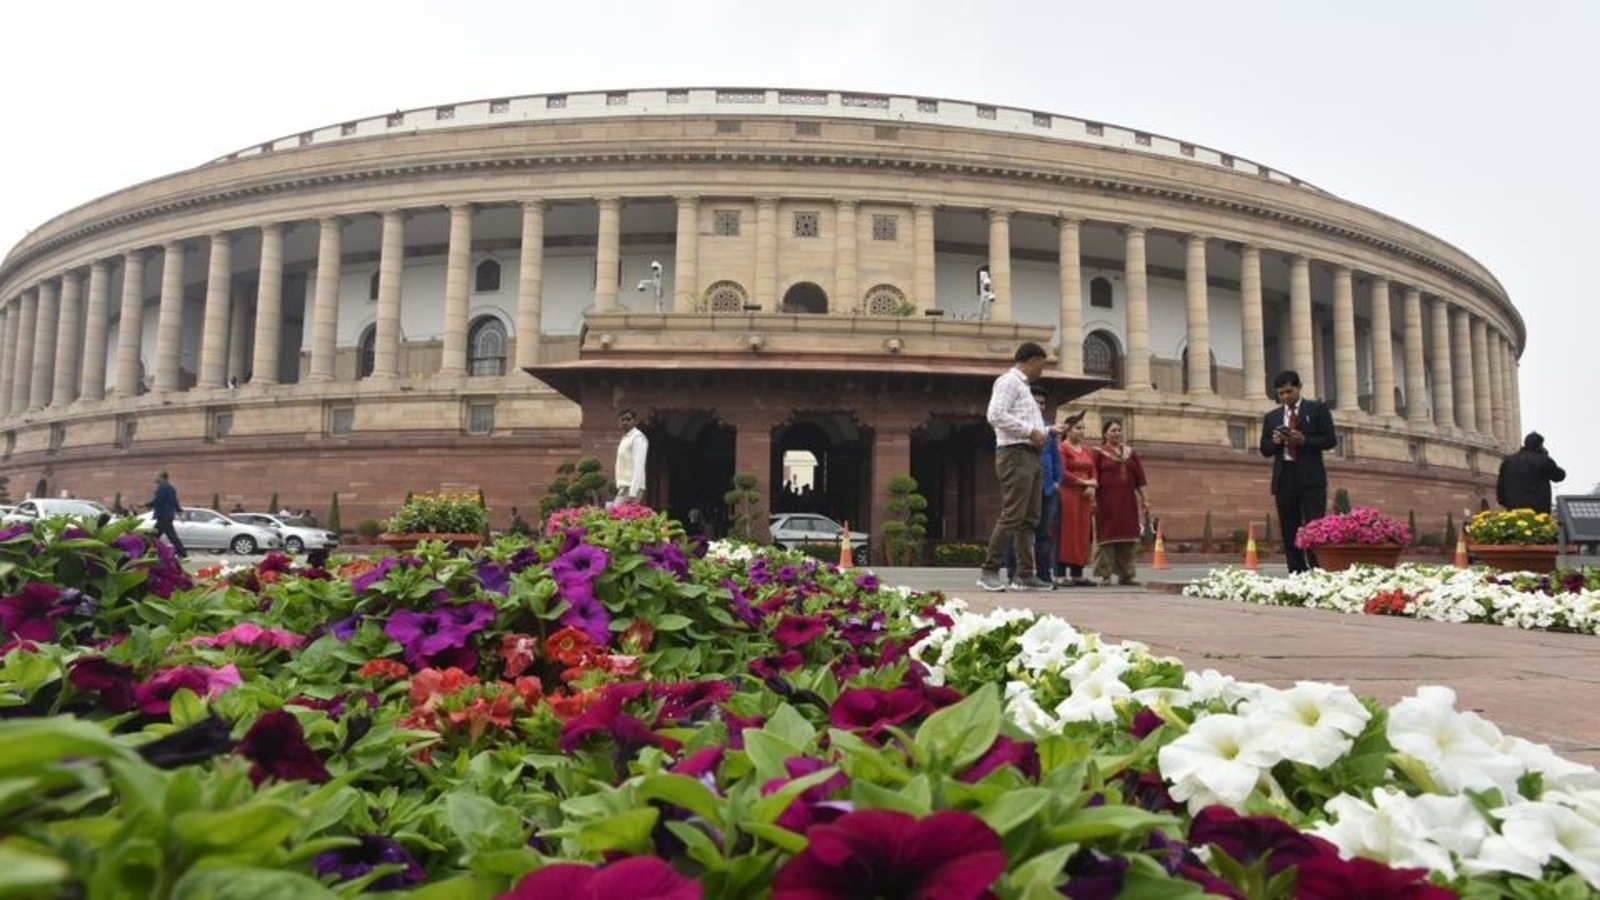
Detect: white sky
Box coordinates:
(2, 0, 1594, 498)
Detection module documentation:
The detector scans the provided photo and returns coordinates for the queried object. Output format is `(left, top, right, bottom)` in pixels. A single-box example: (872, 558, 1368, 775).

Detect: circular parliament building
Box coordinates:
(0, 87, 1522, 544)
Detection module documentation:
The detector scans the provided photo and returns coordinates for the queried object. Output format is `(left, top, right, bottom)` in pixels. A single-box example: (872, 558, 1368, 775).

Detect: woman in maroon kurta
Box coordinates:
(1091, 417, 1149, 585)
(1056, 413, 1097, 585)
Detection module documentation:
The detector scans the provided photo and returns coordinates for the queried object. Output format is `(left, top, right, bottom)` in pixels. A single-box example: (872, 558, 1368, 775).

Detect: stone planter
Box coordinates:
(1468, 543, 1558, 574)
(378, 533, 485, 553)
(1311, 543, 1404, 571)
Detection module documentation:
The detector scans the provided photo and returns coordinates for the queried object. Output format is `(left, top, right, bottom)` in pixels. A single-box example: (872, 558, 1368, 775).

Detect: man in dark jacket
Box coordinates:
(1260, 370, 1339, 573)
(147, 470, 187, 558)
(1497, 432, 1566, 514)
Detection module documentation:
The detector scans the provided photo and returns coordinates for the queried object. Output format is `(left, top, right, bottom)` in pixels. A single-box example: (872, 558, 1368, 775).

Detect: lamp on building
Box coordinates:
(635, 260, 664, 312)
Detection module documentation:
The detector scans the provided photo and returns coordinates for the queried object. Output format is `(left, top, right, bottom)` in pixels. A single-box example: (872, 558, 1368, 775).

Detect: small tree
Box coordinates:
(1332, 488, 1352, 515)
(1200, 510, 1214, 552)
(328, 492, 342, 535)
(724, 471, 764, 542)
(477, 487, 491, 537)
(538, 457, 611, 516)
(879, 475, 929, 565)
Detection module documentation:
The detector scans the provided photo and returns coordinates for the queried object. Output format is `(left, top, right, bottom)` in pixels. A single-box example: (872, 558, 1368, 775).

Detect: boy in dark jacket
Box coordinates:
(1496, 432, 1566, 514)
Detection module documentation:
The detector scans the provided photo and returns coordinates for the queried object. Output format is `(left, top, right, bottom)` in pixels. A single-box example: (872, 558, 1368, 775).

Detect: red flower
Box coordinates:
(499, 633, 540, 677)
(547, 626, 599, 667)
(771, 809, 1005, 899)
(238, 710, 331, 786)
(513, 676, 544, 707)
(1292, 854, 1457, 899)
(409, 667, 478, 710)
(621, 618, 656, 652)
(502, 856, 700, 899)
(448, 692, 517, 742)
(358, 658, 410, 680)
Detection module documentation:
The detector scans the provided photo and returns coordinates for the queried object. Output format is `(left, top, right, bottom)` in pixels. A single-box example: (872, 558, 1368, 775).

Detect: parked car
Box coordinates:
(767, 513, 869, 556)
(137, 508, 282, 555)
(231, 512, 339, 553)
(2, 498, 110, 525)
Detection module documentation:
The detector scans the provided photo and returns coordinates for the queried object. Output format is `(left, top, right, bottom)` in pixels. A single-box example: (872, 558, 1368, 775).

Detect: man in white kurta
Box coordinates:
(612, 409, 649, 507)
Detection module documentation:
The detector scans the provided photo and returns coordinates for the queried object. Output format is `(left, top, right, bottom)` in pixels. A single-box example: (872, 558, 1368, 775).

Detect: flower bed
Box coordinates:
(1, 514, 1598, 897)
(1185, 564, 1600, 633)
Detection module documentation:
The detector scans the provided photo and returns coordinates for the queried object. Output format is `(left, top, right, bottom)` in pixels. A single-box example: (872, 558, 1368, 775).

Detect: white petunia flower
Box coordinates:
(1500, 735, 1600, 796)
(1053, 667, 1131, 724)
(1490, 801, 1600, 889)
(1313, 789, 1485, 878)
(1388, 686, 1527, 795)
(1003, 681, 1059, 737)
(1061, 646, 1132, 686)
(1013, 615, 1083, 674)
(1181, 668, 1266, 709)
(1157, 714, 1270, 811)
(1239, 681, 1371, 768)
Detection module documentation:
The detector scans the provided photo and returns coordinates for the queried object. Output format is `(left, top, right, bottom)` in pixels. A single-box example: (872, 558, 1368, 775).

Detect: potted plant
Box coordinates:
(380, 491, 490, 552)
(1294, 506, 1412, 571)
(1465, 507, 1560, 573)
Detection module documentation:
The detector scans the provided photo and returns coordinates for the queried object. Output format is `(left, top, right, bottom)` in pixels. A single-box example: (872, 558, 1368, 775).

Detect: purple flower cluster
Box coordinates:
(552, 544, 612, 644)
(1295, 507, 1412, 550)
(383, 601, 496, 669)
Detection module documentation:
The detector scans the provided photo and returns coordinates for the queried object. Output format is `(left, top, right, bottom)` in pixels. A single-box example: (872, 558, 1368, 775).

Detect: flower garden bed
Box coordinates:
(1, 513, 1598, 897)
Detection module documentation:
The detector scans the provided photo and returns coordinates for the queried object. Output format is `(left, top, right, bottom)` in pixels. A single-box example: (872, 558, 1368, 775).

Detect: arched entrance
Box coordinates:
(780, 282, 829, 314)
(652, 410, 735, 537)
(911, 416, 991, 541)
(772, 413, 869, 527)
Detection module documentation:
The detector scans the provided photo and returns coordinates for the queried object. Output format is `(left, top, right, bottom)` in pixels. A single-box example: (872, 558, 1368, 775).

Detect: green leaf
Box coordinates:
(401, 875, 501, 900)
(460, 848, 543, 877)
(1043, 805, 1180, 844)
(850, 779, 930, 815)
(913, 682, 1000, 771)
(0, 717, 138, 777)
(575, 806, 659, 854)
(652, 614, 695, 631)
(170, 803, 305, 854)
(635, 773, 726, 829)
(742, 729, 805, 783)
(763, 703, 817, 750)
(168, 688, 208, 728)
(444, 792, 526, 854)
(170, 867, 339, 900)
(977, 787, 1053, 836)
(741, 821, 810, 853)
(0, 844, 70, 894)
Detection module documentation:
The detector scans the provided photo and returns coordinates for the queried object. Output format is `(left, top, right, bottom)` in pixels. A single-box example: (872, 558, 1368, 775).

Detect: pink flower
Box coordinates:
(190, 622, 304, 650)
(1295, 507, 1412, 550)
(132, 664, 242, 715)
(502, 856, 699, 899)
(771, 809, 1004, 899)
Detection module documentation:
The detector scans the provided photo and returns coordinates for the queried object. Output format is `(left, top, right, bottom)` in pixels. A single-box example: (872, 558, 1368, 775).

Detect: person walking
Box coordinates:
(147, 470, 187, 559)
(978, 342, 1052, 592)
(1496, 431, 1566, 514)
(1259, 369, 1338, 572)
(1091, 418, 1149, 585)
(1055, 411, 1097, 586)
(611, 408, 649, 508)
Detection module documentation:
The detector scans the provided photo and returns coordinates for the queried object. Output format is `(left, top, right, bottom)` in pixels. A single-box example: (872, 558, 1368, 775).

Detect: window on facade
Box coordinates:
(4, 432, 15, 459)
(715, 120, 742, 134)
(368, 270, 380, 301)
(329, 405, 355, 436)
(916, 99, 938, 113)
(47, 424, 65, 454)
(210, 411, 233, 441)
(466, 401, 496, 435)
(793, 212, 820, 238)
(703, 280, 749, 313)
(1227, 423, 1249, 451)
(795, 121, 821, 136)
(115, 417, 136, 449)
(871, 215, 899, 241)
(1083, 331, 1123, 388)
(474, 258, 502, 293)
(1089, 276, 1114, 309)
(862, 284, 908, 316)
(468, 317, 507, 376)
(358, 326, 376, 378)
(713, 210, 741, 237)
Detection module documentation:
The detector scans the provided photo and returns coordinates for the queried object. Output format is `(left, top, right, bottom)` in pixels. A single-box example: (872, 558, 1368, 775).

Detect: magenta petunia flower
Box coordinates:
(828, 686, 936, 738)
(503, 856, 701, 900)
(960, 735, 1041, 784)
(68, 655, 138, 712)
(771, 808, 1005, 899)
(238, 710, 332, 786)
(559, 682, 680, 757)
(669, 746, 725, 779)
(762, 756, 853, 833)
(132, 664, 241, 715)
(191, 622, 304, 651)
(771, 614, 829, 649)
(748, 651, 804, 679)
(0, 581, 67, 644)
(1291, 854, 1456, 899)
(1187, 805, 1338, 875)
(652, 680, 734, 725)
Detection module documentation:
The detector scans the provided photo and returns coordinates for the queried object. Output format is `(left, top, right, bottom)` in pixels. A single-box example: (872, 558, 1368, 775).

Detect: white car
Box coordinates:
(231, 512, 339, 553)
(768, 513, 870, 556)
(3, 498, 110, 525)
(138, 508, 282, 555)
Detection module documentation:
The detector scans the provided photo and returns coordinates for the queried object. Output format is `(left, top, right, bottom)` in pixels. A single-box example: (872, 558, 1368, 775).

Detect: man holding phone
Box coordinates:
(1259, 370, 1338, 572)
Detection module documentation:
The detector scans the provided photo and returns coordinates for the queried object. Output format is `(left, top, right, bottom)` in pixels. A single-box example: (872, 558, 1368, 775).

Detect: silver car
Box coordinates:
(3, 498, 110, 526)
(767, 513, 869, 556)
(138, 508, 282, 555)
(232, 512, 339, 553)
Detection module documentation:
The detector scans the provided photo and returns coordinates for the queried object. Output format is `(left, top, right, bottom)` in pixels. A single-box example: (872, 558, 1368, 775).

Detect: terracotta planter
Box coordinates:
(1468, 543, 1558, 574)
(378, 533, 485, 553)
(1311, 543, 1404, 571)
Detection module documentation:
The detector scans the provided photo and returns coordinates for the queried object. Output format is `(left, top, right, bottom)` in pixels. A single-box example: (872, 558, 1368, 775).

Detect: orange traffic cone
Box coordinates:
(1151, 528, 1168, 570)
(838, 521, 854, 569)
(1454, 532, 1469, 568)
(1243, 523, 1260, 571)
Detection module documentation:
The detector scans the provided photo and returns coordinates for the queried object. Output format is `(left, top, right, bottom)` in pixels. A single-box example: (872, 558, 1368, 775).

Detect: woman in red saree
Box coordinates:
(1091, 417, 1150, 586)
(1055, 412, 1097, 586)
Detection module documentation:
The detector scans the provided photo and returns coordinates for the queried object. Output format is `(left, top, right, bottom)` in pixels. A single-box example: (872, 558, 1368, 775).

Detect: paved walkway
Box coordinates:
(874, 563, 1600, 767)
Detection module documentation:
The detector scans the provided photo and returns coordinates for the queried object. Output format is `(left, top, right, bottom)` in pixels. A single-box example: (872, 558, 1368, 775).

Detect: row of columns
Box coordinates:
(0, 198, 1523, 445)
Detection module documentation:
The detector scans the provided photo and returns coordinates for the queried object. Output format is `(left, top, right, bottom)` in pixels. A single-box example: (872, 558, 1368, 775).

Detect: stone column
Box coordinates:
(250, 225, 284, 385)
(11, 290, 36, 411)
(835, 200, 858, 311)
(913, 204, 936, 310)
(0, 305, 13, 416)
(308, 216, 343, 382)
(228, 290, 250, 384)
(1240, 245, 1266, 401)
(1123, 226, 1151, 392)
(516, 200, 547, 366)
(1487, 327, 1507, 446)
(1184, 233, 1212, 395)
(1450, 306, 1474, 432)
(1470, 317, 1492, 439)
(78, 261, 111, 402)
(1288, 255, 1315, 398)
(1332, 265, 1357, 412)
(1509, 351, 1522, 442)
(1402, 287, 1428, 424)
(671, 196, 697, 313)
(1368, 276, 1395, 417)
(986, 209, 1012, 322)
(51, 272, 83, 406)
(440, 204, 472, 376)
(595, 197, 621, 312)
(1057, 217, 1083, 374)
(1429, 297, 1455, 429)
(374, 209, 406, 379)
(31, 280, 61, 409)
(114, 250, 147, 397)
(154, 241, 186, 392)
(198, 232, 233, 388)
(754, 197, 778, 310)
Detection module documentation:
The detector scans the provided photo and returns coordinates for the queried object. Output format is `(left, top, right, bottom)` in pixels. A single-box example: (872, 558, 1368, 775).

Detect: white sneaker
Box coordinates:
(976, 570, 1007, 591)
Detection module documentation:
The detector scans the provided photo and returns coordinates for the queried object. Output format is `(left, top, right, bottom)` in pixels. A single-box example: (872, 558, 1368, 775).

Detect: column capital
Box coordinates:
(835, 198, 858, 211)
(317, 214, 348, 229)
(755, 196, 780, 209)
(671, 194, 698, 206)
(986, 207, 1013, 222)
(446, 203, 475, 216)
(376, 207, 412, 221)
(1056, 215, 1081, 228)
(520, 197, 548, 210)
(1184, 232, 1209, 245)
(1120, 224, 1146, 238)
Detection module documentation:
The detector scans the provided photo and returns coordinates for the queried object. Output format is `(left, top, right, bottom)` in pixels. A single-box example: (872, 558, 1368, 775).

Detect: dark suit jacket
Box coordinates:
(1259, 399, 1338, 495)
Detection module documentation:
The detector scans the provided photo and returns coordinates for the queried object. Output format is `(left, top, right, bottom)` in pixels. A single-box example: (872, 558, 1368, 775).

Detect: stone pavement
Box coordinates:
(874, 562, 1600, 768)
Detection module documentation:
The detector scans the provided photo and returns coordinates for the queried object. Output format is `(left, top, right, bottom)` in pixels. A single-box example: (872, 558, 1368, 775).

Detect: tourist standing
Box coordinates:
(977, 342, 1051, 592)
(1091, 418, 1149, 586)
(1259, 369, 1337, 572)
(1496, 431, 1566, 514)
(1055, 412, 1097, 586)
(147, 470, 187, 559)
(1006, 388, 1061, 588)
(611, 408, 649, 508)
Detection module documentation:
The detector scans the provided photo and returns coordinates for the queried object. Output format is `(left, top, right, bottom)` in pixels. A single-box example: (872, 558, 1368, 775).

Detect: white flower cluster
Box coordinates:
(1183, 564, 1600, 634)
(703, 540, 756, 563)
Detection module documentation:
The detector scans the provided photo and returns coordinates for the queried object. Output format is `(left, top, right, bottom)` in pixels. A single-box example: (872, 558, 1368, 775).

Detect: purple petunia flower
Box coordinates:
(238, 710, 331, 786)
(771, 809, 1004, 900)
(351, 557, 401, 595)
(111, 533, 148, 558)
(722, 580, 761, 628)
(853, 572, 880, 592)
(550, 543, 610, 584)
(312, 834, 425, 890)
(475, 559, 511, 596)
(561, 594, 612, 646)
(0, 524, 31, 543)
(68, 656, 138, 712)
(383, 601, 496, 668)
(640, 542, 690, 579)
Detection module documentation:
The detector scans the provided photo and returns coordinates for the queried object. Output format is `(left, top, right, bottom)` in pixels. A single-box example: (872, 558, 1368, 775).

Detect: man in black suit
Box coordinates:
(1259, 370, 1338, 572)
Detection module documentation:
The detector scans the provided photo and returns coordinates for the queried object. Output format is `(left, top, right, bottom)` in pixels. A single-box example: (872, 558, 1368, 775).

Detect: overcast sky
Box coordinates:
(3, 0, 1594, 499)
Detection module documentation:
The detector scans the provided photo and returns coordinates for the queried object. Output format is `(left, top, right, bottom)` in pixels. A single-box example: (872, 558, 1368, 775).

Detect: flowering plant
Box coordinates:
(1467, 507, 1558, 545)
(1295, 506, 1412, 550)
(385, 491, 488, 534)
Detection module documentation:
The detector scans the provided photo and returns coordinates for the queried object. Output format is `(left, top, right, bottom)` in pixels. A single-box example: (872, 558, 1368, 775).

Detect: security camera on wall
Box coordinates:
(636, 280, 652, 292)
(650, 260, 663, 275)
